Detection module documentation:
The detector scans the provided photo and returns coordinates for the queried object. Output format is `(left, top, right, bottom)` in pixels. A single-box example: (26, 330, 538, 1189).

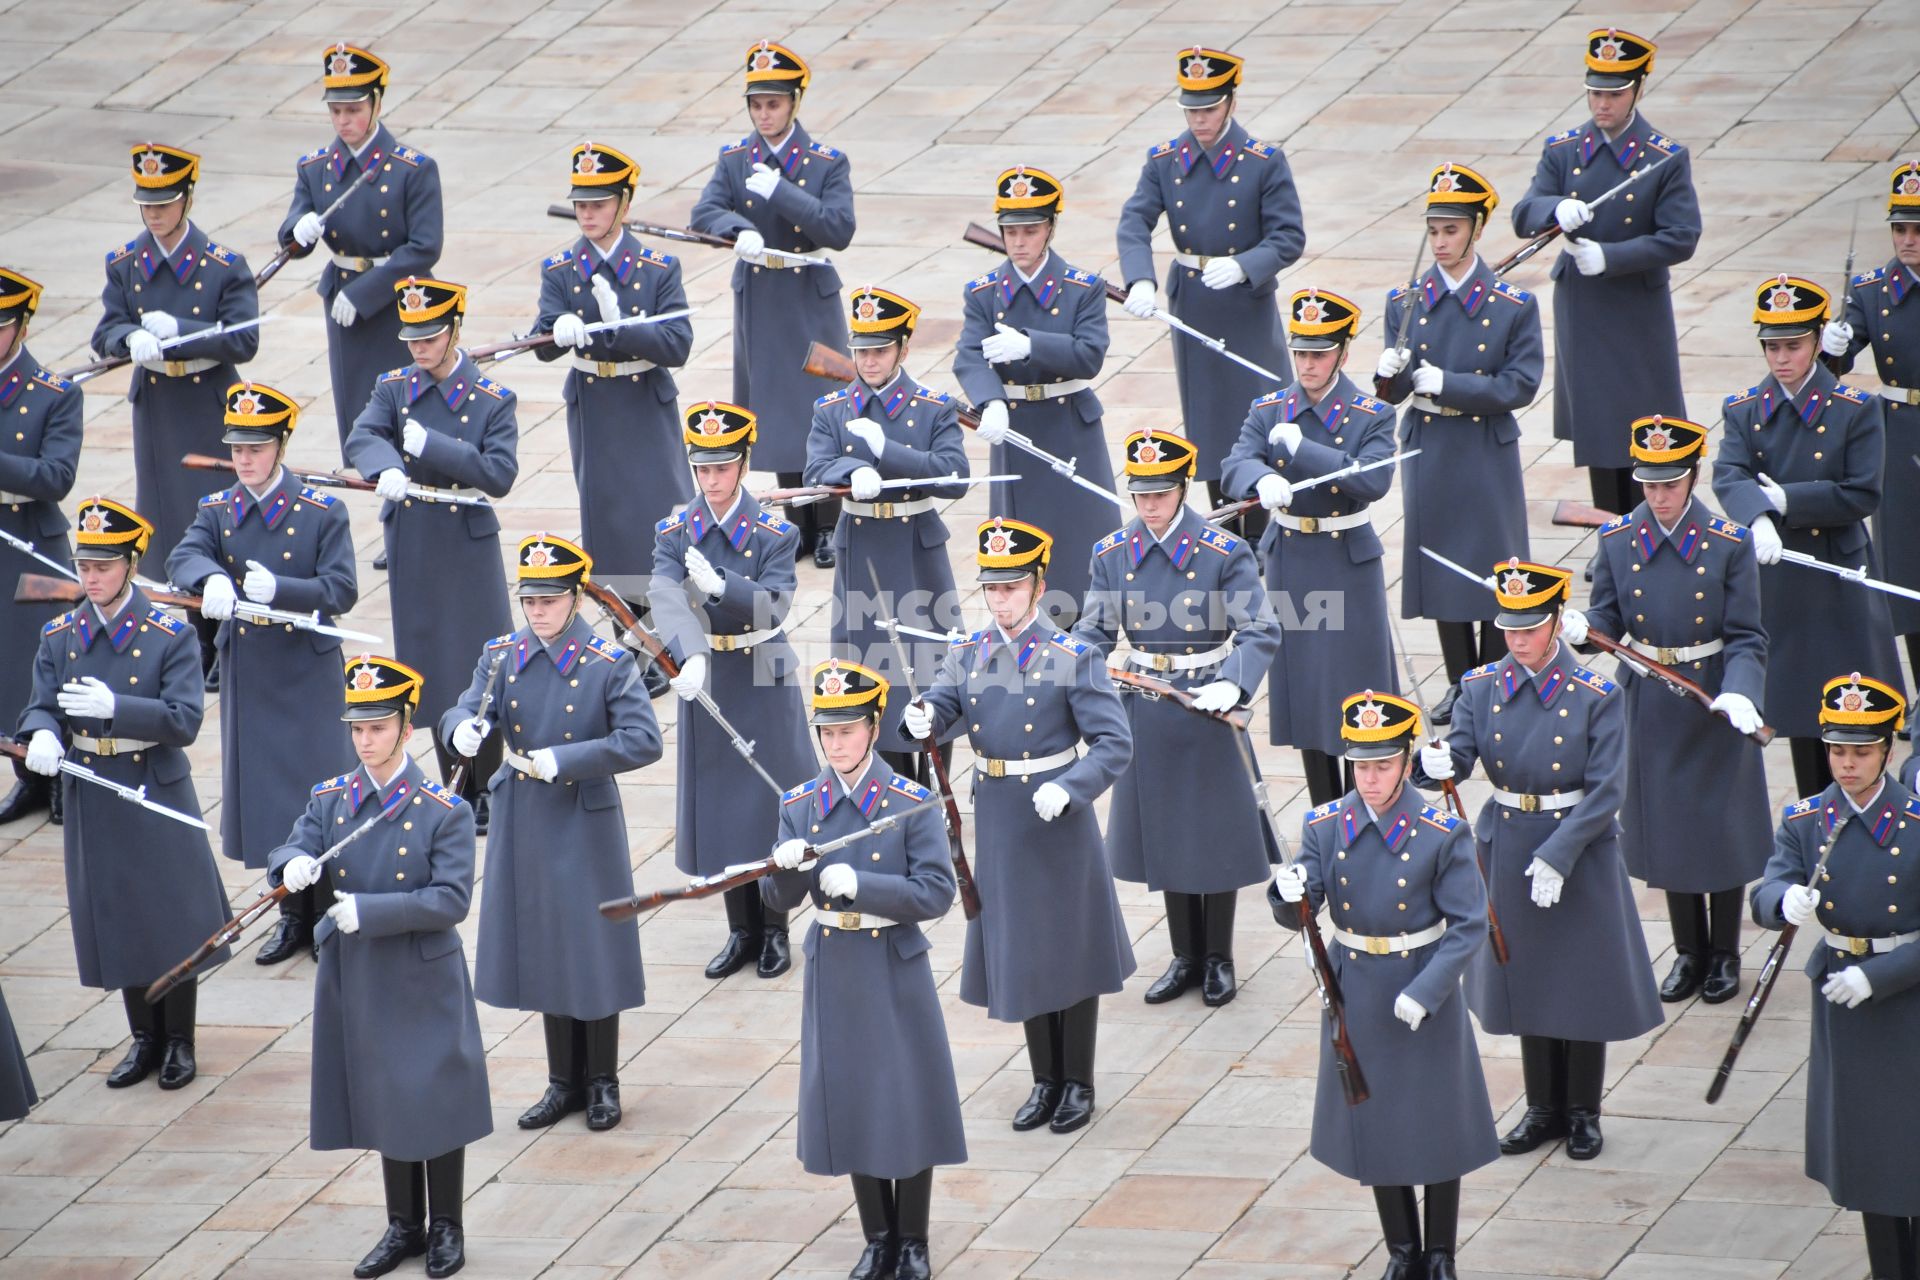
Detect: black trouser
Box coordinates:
(1588, 466, 1642, 522)
(775, 470, 840, 554)
(1436, 620, 1508, 686)
(1519, 1035, 1605, 1113)
(1862, 1212, 1918, 1279)
(379, 1148, 465, 1228)
(1666, 889, 1744, 959)
(1789, 738, 1835, 799)
(1301, 749, 1354, 808)
(431, 724, 500, 806)
(722, 884, 786, 939)
(1207, 477, 1268, 547)
(1022, 995, 1099, 1087)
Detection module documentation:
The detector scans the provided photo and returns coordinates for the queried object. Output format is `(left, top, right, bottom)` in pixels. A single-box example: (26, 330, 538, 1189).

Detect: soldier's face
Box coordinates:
(406, 331, 455, 372)
(329, 99, 376, 148)
(1828, 741, 1890, 799)
(854, 342, 905, 387)
(350, 715, 409, 768)
(1132, 486, 1183, 535)
(1426, 217, 1476, 271)
(138, 197, 186, 242)
(1352, 753, 1409, 812)
(817, 719, 876, 775)
(0, 320, 21, 365)
(1586, 86, 1635, 132)
(1642, 473, 1693, 526)
(983, 577, 1039, 630)
(1893, 222, 1920, 268)
(1503, 615, 1557, 668)
(693, 459, 743, 508)
(748, 92, 795, 141)
(75, 556, 133, 606)
(518, 591, 572, 641)
(1761, 334, 1817, 388)
(1000, 221, 1051, 275)
(229, 441, 279, 489)
(1293, 346, 1347, 398)
(573, 197, 619, 242)
(1183, 99, 1231, 147)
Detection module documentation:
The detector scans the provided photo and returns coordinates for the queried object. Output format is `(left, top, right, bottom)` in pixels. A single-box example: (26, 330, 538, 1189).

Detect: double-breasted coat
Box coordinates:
(689, 122, 853, 473)
(0, 348, 80, 734)
(269, 759, 492, 1162)
(91, 225, 259, 563)
(1836, 260, 1920, 634)
(21, 589, 231, 989)
(0, 982, 34, 1121)
(276, 124, 443, 448)
(1712, 368, 1903, 738)
(1510, 116, 1700, 470)
(648, 490, 816, 877)
(1753, 780, 1920, 1216)
(1075, 506, 1281, 893)
(1377, 262, 1542, 622)
(920, 615, 1136, 1022)
(442, 616, 662, 1020)
(952, 252, 1118, 610)
(534, 233, 693, 576)
(168, 469, 357, 866)
(1220, 375, 1402, 752)
(762, 755, 967, 1178)
(344, 356, 517, 726)
(1117, 122, 1302, 473)
(1415, 643, 1663, 1042)
(1271, 785, 1500, 1187)
(1584, 497, 1772, 892)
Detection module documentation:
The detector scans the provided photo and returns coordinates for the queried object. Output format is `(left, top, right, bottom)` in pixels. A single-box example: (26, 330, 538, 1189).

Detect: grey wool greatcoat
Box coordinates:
(534, 233, 692, 576)
(1415, 643, 1663, 1042)
(952, 252, 1118, 611)
(1270, 786, 1500, 1188)
(1584, 497, 1772, 892)
(648, 491, 816, 877)
(1220, 375, 1402, 753)
(1377, 261, 1542, 623)
(276, 124, 443, 449)
(21, 589, 231, 989)
(91, 224, 259, 563)
(762, 755, 967, 1178)
(689, 122, 853, 473)
(0, 982, 34, 1121)
(920, 615, 1136, 1023)
(1075, 505, 1281, 894)
(807, 371, 967, 753)
(0, 348, 80, 733)
(1753, 779, 1920, 1216)
(269, 759, 492, 1162)
(1510, 116, 1700, 471)
(168, 470, 357, 866)
(442, 615, 662, 1020)
(345, 355, 516, 727)
(1835, 261, 1920, 634)
(1712, 367, 1904, 738)
(1117, 122, 1302, 473)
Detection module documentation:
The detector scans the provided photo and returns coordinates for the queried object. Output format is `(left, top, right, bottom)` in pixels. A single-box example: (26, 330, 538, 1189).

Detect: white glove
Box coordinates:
(1567, 237, 1606, 276)
(1781, 883, 1819, 927)
(1032, 781, 1070, 822)
(733, 228, 767, 264)
(402, 419, 428, 456)
(1273, 863, 1307, 904)
(242, 560, 277, 604)
(669, 653, 708, 701)
(845, 417, 887, 458)
(1710, 691, 1763, 736)
(1420, 741, 1455, 780)
(375, 468, 409, 502)
(1393, 992, 1429, 1030)
(200, 573, 237, 621)
(326, 894, 360, 934)
(1201, 256, 1248, 289)
(1823, 966, 1873, 1008)
(127, 329, 162, 363)
(818, 862, 858, 900)
(1821, 320, 1854, 358)
(902, 702, 933, 740)
(1255, 473, 1293, 511)
(282, 854, 322, 892)
(58, 677, 115, 720)
(140, 311, 179, 340)
(1267, 418, 1303, 456)
(1756, 472, 1788, 516)
(330, 291, 357, 327)
(551, 313, 589, 349)
(1750, 515, 1783, 566)
(1560, 606, 1589, 646)
(849, 465, 882, 501)
(1375, 347, 1411, 380)
(1190, 679, 1241, 713)
(1554, 197, 1594, 233)
(773, 838, 808, 870)
(683, 547, 724, 597)
(975, 400, 1012, 445)
(527, 747, 558, 782)
(1526, 857, 1565, 908)
(745, 163, 782, 200)
(1123, 280, 1157, 319)
(591, 276, 621, 326)
(452, 716, 491, 758)
(292, 211, 325, 248)
(24, 729, 61, 777)
(980, 322, 1032, 364)
(1411, 362, 1444, 396)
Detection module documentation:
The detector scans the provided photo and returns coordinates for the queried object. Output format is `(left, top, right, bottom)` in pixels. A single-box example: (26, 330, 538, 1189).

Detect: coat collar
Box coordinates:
(748, 120, 811, 175)
(1818, 775, 1908, 846)
(848, 368, 913, 421)
(1759, 362, 1838, 425)
(1629, 494, 1706, 564)
(1337, 782, 1423, 853)
(229, 466, 298, 530)
(1497, 641, 1571, 706)
(75, 585, 146, 654)
(813, 751, 892, 822)
(330, 122, 394, 180)
(687, 488, 764, 551)
(1174, 120, 1249, 177)
(0, 345, 35, 409)
(1578, 110, 1651, 169)
(574, 230, 640, 286)
(510, 612, 593, 676)
(347, 753, 420, 818)
(1276, 373, 1361, 436)
(405, 352, 479, 410)
(1417, 256, 1496, 317)
(978, 610, 1052, 673)
(135, 221, 210, 284)
(997, 250, 1064, 308)
(1126, 504, 1202, 570)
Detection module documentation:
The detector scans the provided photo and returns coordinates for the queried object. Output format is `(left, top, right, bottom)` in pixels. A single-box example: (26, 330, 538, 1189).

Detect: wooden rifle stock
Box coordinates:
(1438, 776, 1508, 965)
(1303, 897, 1369, 1106)
(16, 572, 200, 612)
(182, 452, 382, 497)
(1494, 226, 1562, 275)
(1550, 500, 1619, 529)
(146, 891, 279, 1003)
(545, 204, 735, 250)
(579, 580, 680, 678)
(1583, 626, 1776, 746)
(962, 222, 1129, 304)
(804, 343, 983, 434)
(919, 723, 980, 921)
(1105, 667, 1251, 731)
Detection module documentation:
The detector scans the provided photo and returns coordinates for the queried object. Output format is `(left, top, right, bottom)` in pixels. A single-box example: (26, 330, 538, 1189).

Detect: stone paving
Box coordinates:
(3, 0, 1919, 1276)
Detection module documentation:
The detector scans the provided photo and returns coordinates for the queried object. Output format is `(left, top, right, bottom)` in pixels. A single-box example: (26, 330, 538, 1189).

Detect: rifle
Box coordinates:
(1495, 150, 1678, 275)
(180, 452, 488, 508)
(15, 572, 378, 645)
(1104, 666, 1251, 731)
(61, 317, 271, 384)
(545, 205, 830, 266)
(254, 157, 386, 289)
(761, 474, 1018, 508)
(1203, 450, 1420, 524)
(0, 736, 210, 830)
(1376, 227, 1430, 399)
(0, 528, 84, 579)
(466, 307, 695, 365)
(963, 222, 1126, 304)
(1551, 500, 1619, 529)
(446, 653, 506, 795)
(1778, 546, 1920, 606)
(1822, 201, 1862, 376)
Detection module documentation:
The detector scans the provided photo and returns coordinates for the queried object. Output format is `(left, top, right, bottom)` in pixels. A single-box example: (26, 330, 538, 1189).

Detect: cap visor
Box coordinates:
(745, 85, 801, 98)
(221, 427, 281, 445)
(1757, 323, 1817, 339)
(976, 566, 1037, 584)
(567, 188, 619, 202)
(847, 333, 900, 349)
(1126, 475, 1184, 493)
(1287, 334, 1343, 351)
(1583, 73, 1638, 90)
(1631, 463, 1693, 483)
(341, 704, 404, 722)
(687, 447, 746, 465)
(996, 210, 1053, 226)
(1424, 206, 1478, 219)
(1821, 726, 1893, 745)
(516, 580, 574, 597)
(132, 188, 187, 205)
(1888, 209, 1920, 223)
(1178, 89, 1230, 108)
(1344, 740, 1411, 761)
(1495, 608, 1556, 631)
(808, 708, 874, 726)
(71, 546, 131, 561)
(323, 87, 375, 103)
(397, 321, 452, 342)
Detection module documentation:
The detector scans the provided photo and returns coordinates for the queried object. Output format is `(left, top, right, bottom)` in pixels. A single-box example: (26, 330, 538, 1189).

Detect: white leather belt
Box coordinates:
(407, 484, 482, 505)
(1332, 921, 1447, 955)
(70, 735, 158, 756)
(820, 911, 901, 931)
(1410, 396, 1463, 417)
(136, 357, 218, 377)
(0, 491, 27, 504)
(708, 621, 785, 653)
(1824, 930, 1920, 956)
(1002, 379, 1090, 401)
(571, 354, 656, 377)
(332, 253, 390, 272)
(1877, 386, 1920, 407)
(1492, 787, 1585, 813)
(1127, 641, 1233, 672)
(977, 746, 1079, 779)
(503, 747, 546, 779)
(844, 497, 935, 519)
(1275, 511, 1369, 534)
(1625, 636, 1724, 664)
(1172, 252, 1218, 269)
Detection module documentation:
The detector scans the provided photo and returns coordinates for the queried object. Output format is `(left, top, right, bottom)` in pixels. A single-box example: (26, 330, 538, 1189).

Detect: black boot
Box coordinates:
(1660, 892, 1707, 1003)
(1564, 1039, 1606, 1160)
(256, 886, 315, 966)
(810, 502, 838, 570)
(1499, 1036, 1567, 1155)
(108, 988, 161, 1088)
(518, 1014, 585, 1129)
(1702, 889, 1744, 1004)
(158, 979, 198, 1089)
(1013, 1014, 1062, 1131)
(47, 773, 62, 826)
(0, 768, 51, 825)
(1422, 1179, 1459, 1278)
(583, 1013, 621, 1131)
(1144, 892, 1201, 1003)
(1372, 1185, 1422, 1279)
(706, 885, 759, 980)
(1200, 891, 1237, 1006)
(424, 1147, 465, 1278)
(892, 1168, 932, 1280)
(1051, 996, 1098, 1134)
(354, 1158, 426, 1278)
(848, 1173, 896, 1280)
(758, 907, 792, 980)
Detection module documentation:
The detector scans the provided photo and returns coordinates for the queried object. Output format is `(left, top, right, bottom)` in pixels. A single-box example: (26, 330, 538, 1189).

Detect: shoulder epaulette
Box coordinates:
(1832, 383, 1869, 405)
(1571, 666, 1616, 695)
(420, 779, 462, 807)
(198, 490, 230, 508)
(106, 238, 140, 266)
(1148, 137, 1178, 160)
(30, 369, 72, 392)
(807, 140, 842, 160)
(638, 246, 674, 269)
(297, 145, 331, 167)
(815, 388, 850, 408)
(312, 772, 350, 797)
(543, 249, 574, 271)
(756, 509, 796, 537)
(1600, 513, 1633, 536)
(145, 606, 185, 636)
(1419, 804, 1461, 832)
(1724, 385, 1759, 408)
(910, 385, 948, 404)
(1461, 661, 1500, 683)
(1351, 393, 1389, 415)
(1049, 631, 1088, 657)
(297, 485, 337, 509)
(1198, 526, 1239, 555)
(956, 628, 986, 648)
(1062, 267, 1097, 286)
(484, 632, 517, 650)
(1706, 515, 1748, 542)
(721, 135, 751, 156)
(1545, 127, 1580, 147)
(378, 367, 410, 383)
(1094, 528, 1128, 557)
(967, 273, 997, 293)
(1855, 265, 1888, 288)
(1905, 794, 1920, 821)
(782, 778, 821, 805)
(1305, 800, 1340, 825)
(389, 145, 426, 167)
(1244, 138, 1275, 158)
(887, 774, 931, 802)
(474, 375, 509, 400)
(203, 241, 237, 266)
(42, 610, 74, 636)
(656, 510, 685, 535)
(585, 635, 628, 663)
(1252, 389, 1283, 408)
(1493, 280, 1531, 305)
(1784, 796, 1821, 821)
(1387, 284, 1408, 305)
(1645, 132, 1681, 155)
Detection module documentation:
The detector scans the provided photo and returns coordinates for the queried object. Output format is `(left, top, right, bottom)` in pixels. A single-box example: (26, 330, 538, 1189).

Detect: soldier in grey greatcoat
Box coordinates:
(168, 383, 356, 965)
(1221, 287, 1402, 806)
(1713, 274, 1902, 797)
(955, 167, 1118, 618)
(649, 402, 816, 982)
(1510, 28, 1700, 520)
(1566, 417, 1770, 1006)
(19, 499, 230, 1094)
(690, 40, 854, 569)
(1117, 47, 1302, 521)
(1074, 431, 1280, 1008)
(807, 286, 967, 761)
(269, 655, 489, 1280)
(763, 660, 966, 1280)
(1753, 675, 1920, 1280)
(905, 518, 1135, 1135)
(0, 270, 80, 827)
(535, 142, 692, 574)
(344, 278, 515, 821)
(1272, 691, 1499, 1280)
(443, 535, 661, 1135)
(0, 982, 33, 1121)
(1376, 164, 1543, 725)
(1415, 559, 1663, 1164)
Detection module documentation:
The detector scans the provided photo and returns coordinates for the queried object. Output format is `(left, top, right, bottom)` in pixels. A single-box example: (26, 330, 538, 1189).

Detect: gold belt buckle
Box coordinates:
(1147, 653, 1174, 672)
(836, 911, 862, 930)
(1297, 516, 1320, 534)
(1906, 389, 1920, 406)
(709, 635, 735, 652)
(163, 360, 187, 377)
(1364, 936, 1391, 956)
(1850, 936, 1872, 956)
(96, 738, 116, 755)
(1023, 384, 1046, 401)
(595, 361, 619, 376)
(764, 253, 792, 270)
(1656, 646, 1679, 664)
(872, 501, 895, 518)
(1519, 794, 1541, 813)
(983, 759, 1006, 779)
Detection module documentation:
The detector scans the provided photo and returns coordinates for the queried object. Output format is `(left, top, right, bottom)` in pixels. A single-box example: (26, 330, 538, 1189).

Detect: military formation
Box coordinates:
(2, 23, 1919, 1280)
